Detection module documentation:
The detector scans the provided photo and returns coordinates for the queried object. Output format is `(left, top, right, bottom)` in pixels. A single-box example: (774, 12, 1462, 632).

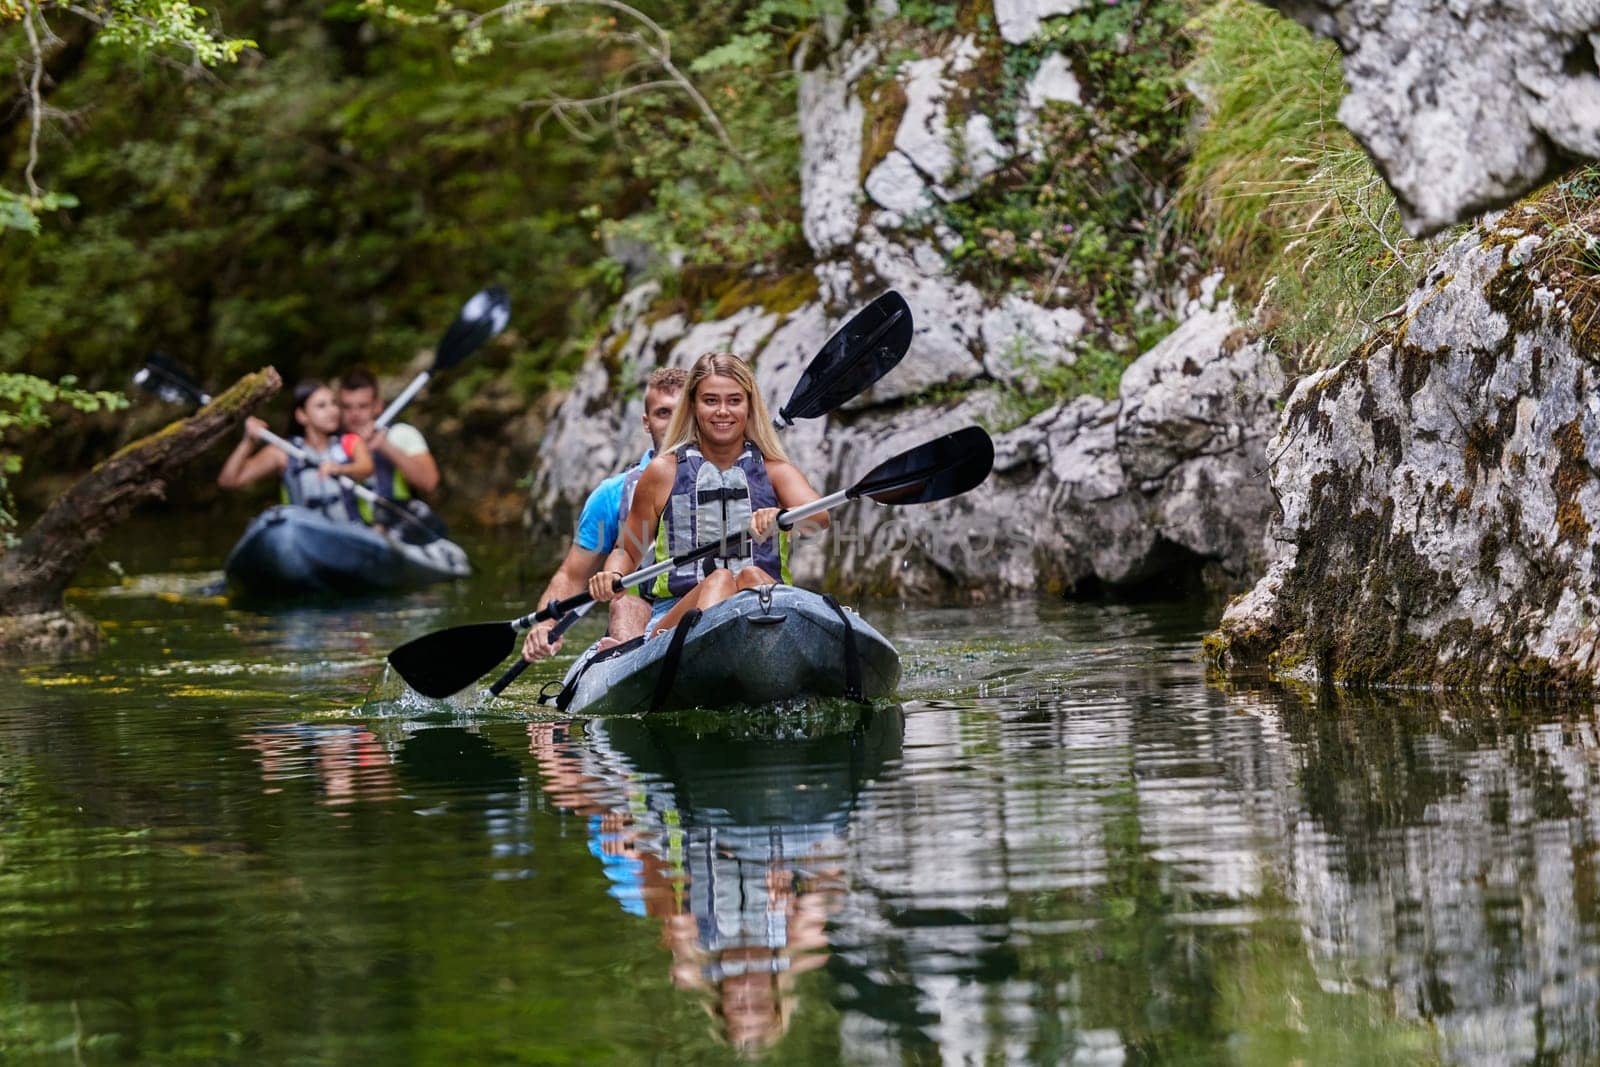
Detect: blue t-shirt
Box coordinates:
(574, 450, 653, 553)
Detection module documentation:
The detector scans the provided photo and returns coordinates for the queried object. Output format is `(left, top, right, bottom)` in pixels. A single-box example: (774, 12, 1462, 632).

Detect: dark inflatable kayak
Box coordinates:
(223, 505, 470, 599)
(555, 585, 900, 716)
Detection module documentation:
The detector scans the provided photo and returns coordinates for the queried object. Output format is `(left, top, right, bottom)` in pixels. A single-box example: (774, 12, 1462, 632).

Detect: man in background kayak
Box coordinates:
(522, 366, 687, 661)
(337, 366, 442, 513)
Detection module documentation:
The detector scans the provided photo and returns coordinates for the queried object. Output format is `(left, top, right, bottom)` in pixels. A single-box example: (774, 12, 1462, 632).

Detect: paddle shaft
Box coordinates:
(252, 425, 435, 537)
(485, 600, 594, 696)
(509, 487, 843, 631)
(375, 370, 431, 430)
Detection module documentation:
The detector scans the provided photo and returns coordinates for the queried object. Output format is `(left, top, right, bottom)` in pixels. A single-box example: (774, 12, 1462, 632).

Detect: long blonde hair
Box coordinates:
(660, 352, 790, 463)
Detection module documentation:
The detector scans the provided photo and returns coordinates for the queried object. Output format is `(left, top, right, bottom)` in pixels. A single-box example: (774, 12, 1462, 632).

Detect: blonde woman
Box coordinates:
(588, 352, 828, 636)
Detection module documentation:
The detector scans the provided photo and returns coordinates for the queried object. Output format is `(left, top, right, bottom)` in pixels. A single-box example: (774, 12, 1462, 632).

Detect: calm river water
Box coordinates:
(2, 515, 1598, 1064)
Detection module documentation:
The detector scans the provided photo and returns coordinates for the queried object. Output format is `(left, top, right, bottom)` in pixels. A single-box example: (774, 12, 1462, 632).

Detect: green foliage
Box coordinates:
(366, 0, 835, 275)
(93, 0, 255, 64)
(1177, 0, 1446, 367)
(0, 188, 77, 235)
(898, 0, 960, 32)
(1, 2, 625, 387)
(0, 373, 127, 541)
(940, 0, 1193, 342)
(2, 1, 252, 232)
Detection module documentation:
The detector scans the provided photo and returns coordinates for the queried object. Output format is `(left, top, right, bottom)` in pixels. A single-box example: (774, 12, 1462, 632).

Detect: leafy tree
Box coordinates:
(0, 1, 248, 541)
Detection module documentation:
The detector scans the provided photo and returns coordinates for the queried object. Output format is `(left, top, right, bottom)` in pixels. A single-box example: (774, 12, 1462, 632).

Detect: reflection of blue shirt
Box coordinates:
(588, 815, 648, 917)
(574, 450, 653, 553)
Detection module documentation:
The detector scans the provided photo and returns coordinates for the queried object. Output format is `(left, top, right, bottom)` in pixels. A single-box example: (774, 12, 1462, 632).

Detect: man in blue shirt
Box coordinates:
(523, 367, 686, 661)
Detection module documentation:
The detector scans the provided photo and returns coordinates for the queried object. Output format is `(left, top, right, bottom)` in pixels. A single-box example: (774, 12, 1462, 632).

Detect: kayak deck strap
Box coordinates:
(551, 634, 647, 710)
(648, 608, 703, 715)
(821, 593, 864, 702)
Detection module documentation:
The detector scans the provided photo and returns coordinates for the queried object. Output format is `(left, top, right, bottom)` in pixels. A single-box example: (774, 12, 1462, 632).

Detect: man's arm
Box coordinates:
(522, 545, 605, 660)
(375, 424, 440, 495)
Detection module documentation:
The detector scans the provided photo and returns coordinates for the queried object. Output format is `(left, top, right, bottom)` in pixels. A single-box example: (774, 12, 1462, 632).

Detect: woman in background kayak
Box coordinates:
(218, 379, 374, 522)
(589, 352, 829, 637)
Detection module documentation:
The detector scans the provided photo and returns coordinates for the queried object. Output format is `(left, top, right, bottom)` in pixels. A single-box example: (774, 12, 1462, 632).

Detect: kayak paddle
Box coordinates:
(486, 290, 915, 697)
(376, 286, 511, 429)
(389, 425, 996, 699)
(133, 356, 447, 545)
(484, 600, 597, 698)
(134, 351, 213, 407)
(775, 290, 911, 427)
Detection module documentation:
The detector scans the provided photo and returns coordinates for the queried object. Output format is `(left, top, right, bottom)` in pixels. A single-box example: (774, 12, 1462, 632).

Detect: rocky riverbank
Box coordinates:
(1210, 201, 1600, 691)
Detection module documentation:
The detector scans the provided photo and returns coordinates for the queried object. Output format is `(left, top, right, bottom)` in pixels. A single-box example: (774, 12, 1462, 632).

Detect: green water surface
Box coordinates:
(2, 515, 1597, 1064)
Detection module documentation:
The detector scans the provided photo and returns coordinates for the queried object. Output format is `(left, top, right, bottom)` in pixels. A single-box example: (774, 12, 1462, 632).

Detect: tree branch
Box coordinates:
(21, 0, 45, 198)
(0, 367, 282, 616)
(466, 0, 772, 200)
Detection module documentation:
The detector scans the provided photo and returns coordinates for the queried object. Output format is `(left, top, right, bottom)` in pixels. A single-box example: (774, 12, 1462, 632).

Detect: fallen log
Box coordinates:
(0, 366, 281, 659)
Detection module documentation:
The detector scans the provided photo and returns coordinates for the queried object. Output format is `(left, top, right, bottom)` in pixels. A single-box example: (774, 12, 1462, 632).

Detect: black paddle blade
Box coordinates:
(133, 352, 210, 407)
(853, 426, 995, 506)
(433, 286, 511, 372)
(779, 290, 912, 422)
(387, 620, 520, 698)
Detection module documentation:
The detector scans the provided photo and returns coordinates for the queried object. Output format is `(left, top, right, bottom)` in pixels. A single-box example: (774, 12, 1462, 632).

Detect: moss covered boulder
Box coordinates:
(1210, 212, 1600, 690)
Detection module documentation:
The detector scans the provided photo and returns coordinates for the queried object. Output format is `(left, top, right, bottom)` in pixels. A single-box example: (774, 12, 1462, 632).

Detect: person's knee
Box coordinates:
(736, 567, 774, 590)
(703, 569, 737, 595)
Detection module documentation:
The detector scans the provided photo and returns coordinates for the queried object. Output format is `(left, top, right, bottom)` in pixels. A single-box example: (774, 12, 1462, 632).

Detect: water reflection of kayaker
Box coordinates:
(522, 367, 688, 663)
(589, 352, 830, 639)
(246, 722, 398, 807)
(528, 709, 904, 1053)
(217, 380, 373, 522)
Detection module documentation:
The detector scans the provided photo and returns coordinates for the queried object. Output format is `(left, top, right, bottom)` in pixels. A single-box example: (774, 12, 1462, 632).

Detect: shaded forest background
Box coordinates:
(7, 0, 1593, 527)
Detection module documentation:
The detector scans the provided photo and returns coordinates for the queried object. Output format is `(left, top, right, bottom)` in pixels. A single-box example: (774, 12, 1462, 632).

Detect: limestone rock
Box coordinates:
(1018, 51, 1083, 157)
(979, 295, 1087, 384)
(799, 46, 872, 255)
(1116, 303, 1280, 485)
(993, 0, 1089, 45)
(1210, 221, 1600, 689)
(864, 151, 935, 215)
(1262, 0, 1600, 235)
(532, 274, 1280, 602)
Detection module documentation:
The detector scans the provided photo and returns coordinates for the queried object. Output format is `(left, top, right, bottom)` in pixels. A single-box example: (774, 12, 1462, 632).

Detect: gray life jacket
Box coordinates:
(280, 435, 361, 522)
(647, 442, 789, 601)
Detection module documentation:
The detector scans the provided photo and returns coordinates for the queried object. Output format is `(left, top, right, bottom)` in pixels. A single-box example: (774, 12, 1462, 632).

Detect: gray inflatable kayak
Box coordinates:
(557, 585, 900, 716)
(224, 504, 470, 600)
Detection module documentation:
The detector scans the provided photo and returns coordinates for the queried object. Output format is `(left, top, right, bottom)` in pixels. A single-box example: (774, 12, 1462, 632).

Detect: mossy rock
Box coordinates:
(0, 607, 102, 662)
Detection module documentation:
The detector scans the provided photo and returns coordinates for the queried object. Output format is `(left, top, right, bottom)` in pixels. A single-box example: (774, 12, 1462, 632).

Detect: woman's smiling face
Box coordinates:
(695, 374, 748, 447)
(296, 387, 341, 436)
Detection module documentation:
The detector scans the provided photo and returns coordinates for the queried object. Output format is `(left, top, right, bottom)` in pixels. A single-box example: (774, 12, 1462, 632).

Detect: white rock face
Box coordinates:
(864, 151, 933, 214)
(1212, 220, 1600, 687)
(993, 0, 1089, 45)
(979, 295, 1087, 384)
(1026, 52, 1082, 111)
(533, 291, 1282, 600)
(1018, 51, 1084, 156)
(530, 14, 1282, 600)
(798, 48, 870, 255)
(1263, 0, 1600, 235)
(863, 36, 1015, 209)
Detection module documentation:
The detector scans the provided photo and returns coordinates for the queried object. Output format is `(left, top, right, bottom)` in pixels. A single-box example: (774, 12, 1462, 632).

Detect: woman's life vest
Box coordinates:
(615, 462, 652, 596)
(647, 442, 790, 601)
(280, 435, 362, 522)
